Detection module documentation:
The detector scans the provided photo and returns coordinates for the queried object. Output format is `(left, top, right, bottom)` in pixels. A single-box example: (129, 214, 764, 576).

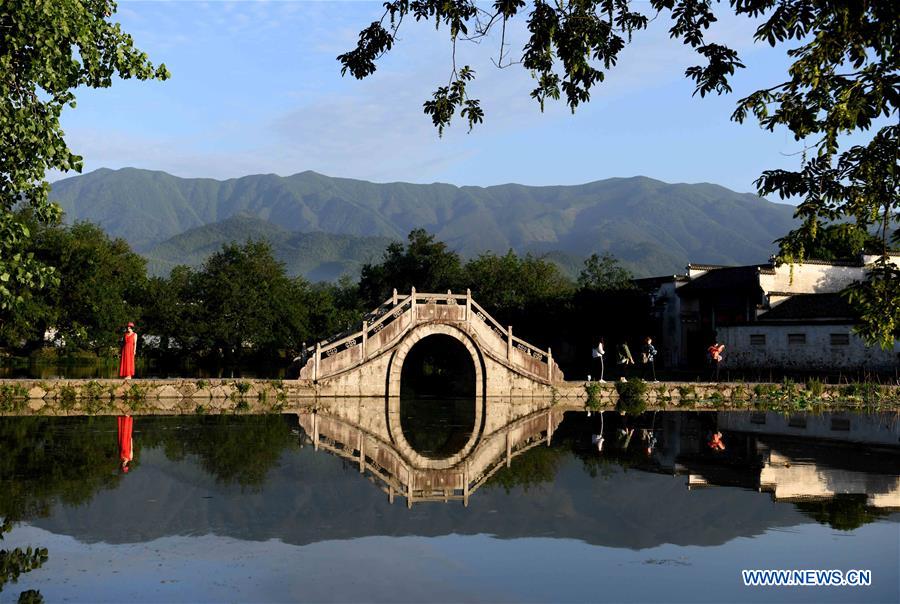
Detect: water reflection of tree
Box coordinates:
(485, 446, 568, 493)
(0, 417, 127, 603)
(794, 495, 891, 531)
(0, 417, 123, 521)
(0, 416, 297, 518)
(138, 415, 297, 489)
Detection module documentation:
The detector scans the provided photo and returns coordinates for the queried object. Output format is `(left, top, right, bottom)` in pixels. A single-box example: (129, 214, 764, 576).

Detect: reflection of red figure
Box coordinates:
(119, 324, 137, 379)
(708, 431, 725, 451)
(118, 415, 134, 472)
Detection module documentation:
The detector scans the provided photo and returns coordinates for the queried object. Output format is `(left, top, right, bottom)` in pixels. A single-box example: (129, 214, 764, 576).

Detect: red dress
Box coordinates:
(117, 415, 134, 463)
(119, 331, 136, 378)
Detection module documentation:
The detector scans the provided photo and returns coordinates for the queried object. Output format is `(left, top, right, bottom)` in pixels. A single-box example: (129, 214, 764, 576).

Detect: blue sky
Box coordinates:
(56, 1, 838, 194)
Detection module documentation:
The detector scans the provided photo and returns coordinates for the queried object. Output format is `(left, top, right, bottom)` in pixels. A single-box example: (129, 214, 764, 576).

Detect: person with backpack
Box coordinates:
(590, 337, 606, 383)
(707, 341, 725, 382)
(641, 336, 658, 382)
(617, 341, 634, 382)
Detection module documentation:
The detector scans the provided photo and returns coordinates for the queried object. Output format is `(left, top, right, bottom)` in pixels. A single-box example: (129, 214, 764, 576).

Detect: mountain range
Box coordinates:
(50, 167, 798, 280)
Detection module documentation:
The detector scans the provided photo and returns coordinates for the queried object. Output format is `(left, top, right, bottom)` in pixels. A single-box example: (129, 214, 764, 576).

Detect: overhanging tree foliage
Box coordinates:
(339, 0, 899, 347)
(0, 0, 168, 318)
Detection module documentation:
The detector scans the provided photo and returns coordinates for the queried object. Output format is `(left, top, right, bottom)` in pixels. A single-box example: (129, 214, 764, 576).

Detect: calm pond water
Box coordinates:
(1, 403, 898, 603)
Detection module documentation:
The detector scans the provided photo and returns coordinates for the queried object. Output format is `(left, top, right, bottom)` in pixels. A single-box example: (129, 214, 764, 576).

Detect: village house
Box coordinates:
(637, 254, 900, 374)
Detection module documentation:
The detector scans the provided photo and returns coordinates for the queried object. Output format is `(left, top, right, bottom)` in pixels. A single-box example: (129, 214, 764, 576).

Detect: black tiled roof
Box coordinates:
(758, 293, 855, 321)
(677, 266, 765, 296)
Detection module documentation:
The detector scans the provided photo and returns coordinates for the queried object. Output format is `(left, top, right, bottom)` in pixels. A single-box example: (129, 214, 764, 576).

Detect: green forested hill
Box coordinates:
(144, 214, 393, 281)
(51, 167, 798, 277)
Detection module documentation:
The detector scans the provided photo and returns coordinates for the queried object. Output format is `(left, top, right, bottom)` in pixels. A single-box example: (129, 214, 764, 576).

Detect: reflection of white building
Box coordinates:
(716, 411, 900, 447)
(638, 254, 900, 371)
(655, 411, 900, 509)
(759, 448, 900, 509)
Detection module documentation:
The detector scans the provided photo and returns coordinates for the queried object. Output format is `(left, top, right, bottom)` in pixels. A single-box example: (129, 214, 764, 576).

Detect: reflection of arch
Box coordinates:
(387, 397, 483, 470)
(299, 406, 563, 507)
(386, 324, 486, 469)
(387, 323, 485, 399)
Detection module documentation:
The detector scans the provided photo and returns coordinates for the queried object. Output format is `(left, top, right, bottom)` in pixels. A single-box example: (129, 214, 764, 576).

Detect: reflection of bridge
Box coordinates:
(298, 401, 565, 507)
(299, 290, 563, 397)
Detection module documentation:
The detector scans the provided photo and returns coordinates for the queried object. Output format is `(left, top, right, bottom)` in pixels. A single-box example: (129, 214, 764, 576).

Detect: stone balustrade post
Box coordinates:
(411, 287, 417, 322)
(507, 326, 513, 361)
(314, 342, 321, 381)
(392, 288, 398, 306)
(548, 347, 553, 382)
(361, 320, 368, 361)
(465, 288, 472, 321)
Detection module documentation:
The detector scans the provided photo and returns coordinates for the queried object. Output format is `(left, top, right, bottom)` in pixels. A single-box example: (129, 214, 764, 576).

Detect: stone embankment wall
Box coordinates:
(0, 379, 897, 416)
(0, 379, 315, 416)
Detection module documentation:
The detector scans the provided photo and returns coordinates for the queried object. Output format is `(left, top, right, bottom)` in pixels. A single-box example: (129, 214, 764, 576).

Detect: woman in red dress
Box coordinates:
(117, 415, 134, 472)
(119, 322, 137, 379)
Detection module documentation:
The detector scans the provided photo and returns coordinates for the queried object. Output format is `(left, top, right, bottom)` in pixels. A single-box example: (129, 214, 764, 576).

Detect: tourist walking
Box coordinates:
(119, 322, 137, 379)
(617, 341, 634, 381)
(117, 415, 134, 473)
(591, 337, 606, 382)
(641, 336, 658, 382)
(707, 340, 725, 382)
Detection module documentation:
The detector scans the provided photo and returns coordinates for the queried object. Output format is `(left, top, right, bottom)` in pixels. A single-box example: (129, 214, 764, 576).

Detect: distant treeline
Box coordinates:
(0, 218, 653, 376)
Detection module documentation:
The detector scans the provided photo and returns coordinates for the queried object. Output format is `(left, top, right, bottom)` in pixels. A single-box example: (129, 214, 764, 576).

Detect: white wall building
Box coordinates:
(638, 254, 899, 373)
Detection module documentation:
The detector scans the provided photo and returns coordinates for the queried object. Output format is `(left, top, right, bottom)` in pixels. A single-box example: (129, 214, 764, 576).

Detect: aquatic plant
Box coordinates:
(584, 382, 602, 410)
(805, 378, 824, 398)
(123, 383, 147, 412)
(0, 384, 28, 412)
(58, 385, 77, 411)
(677, 385, 697, 408)
(615, 379, 647, 415)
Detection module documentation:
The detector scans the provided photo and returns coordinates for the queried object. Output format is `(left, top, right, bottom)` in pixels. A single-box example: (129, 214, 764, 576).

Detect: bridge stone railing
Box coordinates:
(299, 289, 560, 384)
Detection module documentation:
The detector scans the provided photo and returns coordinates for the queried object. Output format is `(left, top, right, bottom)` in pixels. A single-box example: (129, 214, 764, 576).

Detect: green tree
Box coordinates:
(190, 241, 308, 362)
(305, 277, 366, 344)
(0, 518, 47, 603)
(37, 222, 147, 353)
(577, 253, 635, 292)
(0, 221, 147, 353)
(796, 223, 880, 262)
(1, 0, 168, 315)
(340, 1, 899, 346)
(359, 229, 463, 305)
(138, 266, 198, 355)
(464, 250, 573, 314)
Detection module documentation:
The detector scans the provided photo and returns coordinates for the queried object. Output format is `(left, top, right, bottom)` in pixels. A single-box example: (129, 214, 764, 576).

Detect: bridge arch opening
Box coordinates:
(398, 333, 478, 460)
(399, 333, 476, 398)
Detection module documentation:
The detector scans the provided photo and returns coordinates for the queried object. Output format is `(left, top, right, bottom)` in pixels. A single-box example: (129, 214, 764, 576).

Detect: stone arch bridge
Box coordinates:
(299, 289, 564, 398)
